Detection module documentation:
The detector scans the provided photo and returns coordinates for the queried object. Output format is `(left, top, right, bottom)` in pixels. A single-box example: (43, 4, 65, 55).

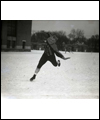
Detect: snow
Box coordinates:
(1, 50, 99, 99)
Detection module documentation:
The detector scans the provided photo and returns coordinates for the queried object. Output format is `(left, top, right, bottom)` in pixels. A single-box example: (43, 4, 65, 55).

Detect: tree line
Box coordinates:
(31, 29, 99, 52)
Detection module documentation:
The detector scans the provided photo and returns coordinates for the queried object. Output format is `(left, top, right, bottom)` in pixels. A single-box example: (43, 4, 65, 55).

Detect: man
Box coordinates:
(30, 33, 70, 81)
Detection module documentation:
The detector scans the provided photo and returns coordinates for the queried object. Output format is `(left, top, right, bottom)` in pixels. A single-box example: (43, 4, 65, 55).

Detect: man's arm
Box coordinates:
(55, 51, 70, 60)
(47, 39, 70, 60)
(54, 50, 64, 58)
(62, 56, 70, 60)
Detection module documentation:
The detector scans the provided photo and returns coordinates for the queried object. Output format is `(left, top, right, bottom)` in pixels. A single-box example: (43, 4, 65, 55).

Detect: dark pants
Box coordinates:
(37, 52, 57, 69)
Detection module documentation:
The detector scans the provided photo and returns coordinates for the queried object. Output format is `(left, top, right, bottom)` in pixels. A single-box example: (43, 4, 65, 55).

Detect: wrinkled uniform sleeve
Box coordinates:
(44, 42, 53, 56)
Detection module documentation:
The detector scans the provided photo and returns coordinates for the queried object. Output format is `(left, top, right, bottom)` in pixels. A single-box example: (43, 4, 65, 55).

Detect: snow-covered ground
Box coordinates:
(1, 50, 99, 99)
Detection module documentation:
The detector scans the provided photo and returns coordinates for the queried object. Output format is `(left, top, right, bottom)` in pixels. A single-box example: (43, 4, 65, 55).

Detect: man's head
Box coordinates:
(53, 35, 58, 41)
(46, 32, 51, 38)
(47, 34, 58, 45)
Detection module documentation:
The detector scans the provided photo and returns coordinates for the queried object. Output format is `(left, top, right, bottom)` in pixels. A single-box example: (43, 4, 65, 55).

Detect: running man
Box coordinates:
(30, 33, 70, 81)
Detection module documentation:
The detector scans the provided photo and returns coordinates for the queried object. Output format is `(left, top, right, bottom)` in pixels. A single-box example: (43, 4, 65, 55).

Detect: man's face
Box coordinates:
(53, 35, 58, 41)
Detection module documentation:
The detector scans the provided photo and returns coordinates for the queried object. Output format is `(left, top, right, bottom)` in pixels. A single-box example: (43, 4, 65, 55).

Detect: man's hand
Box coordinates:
(62, 56, 70, 60)
(44, 40, 47, 43)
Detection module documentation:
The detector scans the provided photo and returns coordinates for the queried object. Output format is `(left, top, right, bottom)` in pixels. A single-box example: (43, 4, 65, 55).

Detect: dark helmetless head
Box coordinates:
(53, 35, 58, 41)
(47, 32, 58, 40)
(46, 32, 51, 37)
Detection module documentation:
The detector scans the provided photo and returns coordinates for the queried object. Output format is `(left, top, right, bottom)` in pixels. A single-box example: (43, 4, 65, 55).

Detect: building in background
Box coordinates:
(1, 20, 32, 51)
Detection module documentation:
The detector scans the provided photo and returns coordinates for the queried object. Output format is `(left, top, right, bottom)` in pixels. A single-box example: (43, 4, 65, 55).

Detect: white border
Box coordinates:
(1, 1, 99, 20)
(1, 99, 99, 119)
(1, 1, 99, 119)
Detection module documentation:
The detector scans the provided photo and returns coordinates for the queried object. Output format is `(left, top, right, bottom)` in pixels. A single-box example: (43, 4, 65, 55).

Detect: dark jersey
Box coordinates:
(44, 36, 64, 59)
(44, 42, 54, 56)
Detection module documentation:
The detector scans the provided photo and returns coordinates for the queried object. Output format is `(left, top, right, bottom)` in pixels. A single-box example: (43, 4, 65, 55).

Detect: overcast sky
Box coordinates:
(32, 20, 99, 38)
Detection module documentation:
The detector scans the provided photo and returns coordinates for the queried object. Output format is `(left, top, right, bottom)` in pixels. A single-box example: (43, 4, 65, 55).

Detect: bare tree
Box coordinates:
(68, 29, 84, 44)
(68, 29, 76, 41)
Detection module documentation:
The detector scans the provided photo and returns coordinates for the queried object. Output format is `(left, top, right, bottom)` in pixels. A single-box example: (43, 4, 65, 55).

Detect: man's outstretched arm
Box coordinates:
(55, 51, 70, 60)
(47, 41, 70, 60)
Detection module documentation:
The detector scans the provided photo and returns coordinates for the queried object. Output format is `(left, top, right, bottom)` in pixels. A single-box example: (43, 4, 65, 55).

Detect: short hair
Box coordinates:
(53, 35, 58, 41)
(46, 32, 51, 37)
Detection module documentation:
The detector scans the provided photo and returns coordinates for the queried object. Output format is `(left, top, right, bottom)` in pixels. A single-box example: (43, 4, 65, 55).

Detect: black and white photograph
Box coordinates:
(1, 1, 99, 119)
(1, 20, 99, 99)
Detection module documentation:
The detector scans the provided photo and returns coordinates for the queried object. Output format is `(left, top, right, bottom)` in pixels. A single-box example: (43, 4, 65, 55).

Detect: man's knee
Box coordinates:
(53, 63, 57, 67)
(37, 64, 41, 69)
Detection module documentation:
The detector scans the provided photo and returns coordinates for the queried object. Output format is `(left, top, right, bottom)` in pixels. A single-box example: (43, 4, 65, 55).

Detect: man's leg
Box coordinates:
(57, 60, 61, 66)
(49, 55, 61, 67)
(30, 53, 47, 81)
(30, 68, 40, 81)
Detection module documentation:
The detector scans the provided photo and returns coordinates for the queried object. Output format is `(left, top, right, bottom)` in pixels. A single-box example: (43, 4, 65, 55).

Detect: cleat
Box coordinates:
(57, 60, 61, 67)
(30, 74, 36, 81)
